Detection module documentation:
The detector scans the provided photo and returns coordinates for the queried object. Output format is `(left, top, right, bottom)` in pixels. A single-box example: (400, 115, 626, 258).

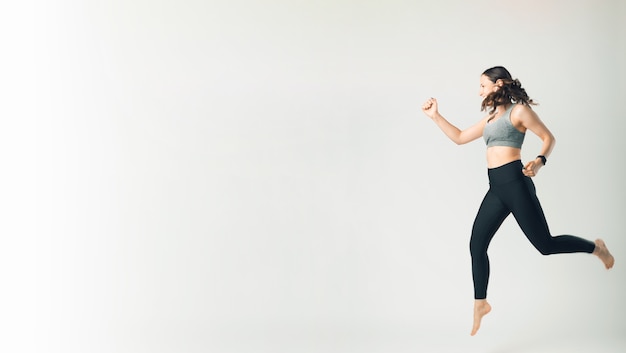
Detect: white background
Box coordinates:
(2, 0, 625, 352)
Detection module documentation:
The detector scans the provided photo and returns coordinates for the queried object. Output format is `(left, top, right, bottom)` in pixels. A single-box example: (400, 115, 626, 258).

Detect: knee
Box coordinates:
(538, 248, 551, 256)
(535, 243, 554, 256)
(469, 238, 486, 258)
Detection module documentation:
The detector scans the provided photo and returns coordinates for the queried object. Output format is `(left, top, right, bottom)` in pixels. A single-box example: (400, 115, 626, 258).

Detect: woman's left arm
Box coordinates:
(514, 105, 555, 177)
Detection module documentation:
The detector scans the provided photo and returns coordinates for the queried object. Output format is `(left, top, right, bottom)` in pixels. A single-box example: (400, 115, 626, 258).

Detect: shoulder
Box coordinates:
(511, 103, 534, 115)
(511, 103, 539, 123)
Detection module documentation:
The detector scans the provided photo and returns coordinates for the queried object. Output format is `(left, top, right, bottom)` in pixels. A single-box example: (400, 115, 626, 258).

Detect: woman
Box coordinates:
(421, 66, 614, 336)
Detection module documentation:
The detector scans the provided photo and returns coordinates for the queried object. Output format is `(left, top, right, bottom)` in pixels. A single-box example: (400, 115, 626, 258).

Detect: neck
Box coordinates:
(496, 103, 511, 114)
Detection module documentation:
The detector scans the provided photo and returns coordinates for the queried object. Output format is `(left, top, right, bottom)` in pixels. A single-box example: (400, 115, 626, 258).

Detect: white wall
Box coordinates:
(5, 0, 624, 352)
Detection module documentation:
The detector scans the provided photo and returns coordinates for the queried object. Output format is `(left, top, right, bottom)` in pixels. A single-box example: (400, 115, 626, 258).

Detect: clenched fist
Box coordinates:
(422, 97, 439, 119)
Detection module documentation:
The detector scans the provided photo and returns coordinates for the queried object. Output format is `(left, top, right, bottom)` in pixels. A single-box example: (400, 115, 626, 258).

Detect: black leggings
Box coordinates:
(470, 160, 595, 299)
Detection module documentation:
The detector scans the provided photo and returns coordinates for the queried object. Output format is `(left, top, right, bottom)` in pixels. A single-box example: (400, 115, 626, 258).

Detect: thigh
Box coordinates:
(471, 189, 511, 250)
(505, 178, 551, 240)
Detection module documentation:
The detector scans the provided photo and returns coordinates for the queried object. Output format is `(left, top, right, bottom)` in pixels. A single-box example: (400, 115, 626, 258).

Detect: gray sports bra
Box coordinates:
(483, 104, 525, 148)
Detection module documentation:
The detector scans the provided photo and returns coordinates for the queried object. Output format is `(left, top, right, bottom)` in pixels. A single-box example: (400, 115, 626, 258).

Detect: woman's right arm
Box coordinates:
(421, 97, 486, 145)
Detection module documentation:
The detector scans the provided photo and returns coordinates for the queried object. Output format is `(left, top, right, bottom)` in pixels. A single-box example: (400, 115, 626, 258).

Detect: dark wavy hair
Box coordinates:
(481, 66, 536, 114)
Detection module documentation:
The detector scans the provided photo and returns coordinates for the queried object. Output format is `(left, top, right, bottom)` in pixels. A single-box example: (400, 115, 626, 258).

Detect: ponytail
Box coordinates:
(481, 67, 537, 114)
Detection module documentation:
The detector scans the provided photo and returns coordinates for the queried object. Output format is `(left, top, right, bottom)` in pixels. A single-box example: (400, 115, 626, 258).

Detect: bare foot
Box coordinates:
(593, 239, 615, 269)
(471, 299, 491, 336)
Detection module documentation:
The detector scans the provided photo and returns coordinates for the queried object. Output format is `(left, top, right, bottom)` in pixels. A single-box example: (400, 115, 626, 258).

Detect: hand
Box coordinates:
(522, 159, 543, 177)
(421, 97, 439, 119)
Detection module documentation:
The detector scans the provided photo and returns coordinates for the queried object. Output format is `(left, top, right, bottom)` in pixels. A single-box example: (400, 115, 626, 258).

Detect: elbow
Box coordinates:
(454, 137, 470, 145)
(546, 134, 556, 147)
(452, 134, 465, 145)
(541, 131, 555, 146)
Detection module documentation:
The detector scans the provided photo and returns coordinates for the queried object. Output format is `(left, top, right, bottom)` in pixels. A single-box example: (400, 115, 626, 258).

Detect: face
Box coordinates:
(479, 75, 500, 98)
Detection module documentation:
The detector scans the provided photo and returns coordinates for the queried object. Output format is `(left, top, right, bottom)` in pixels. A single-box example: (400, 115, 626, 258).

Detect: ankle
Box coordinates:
(474, 299, 488, 307)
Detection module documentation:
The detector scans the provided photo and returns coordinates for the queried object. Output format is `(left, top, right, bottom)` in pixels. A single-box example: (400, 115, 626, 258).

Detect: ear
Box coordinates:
(495, 79, 504, 88)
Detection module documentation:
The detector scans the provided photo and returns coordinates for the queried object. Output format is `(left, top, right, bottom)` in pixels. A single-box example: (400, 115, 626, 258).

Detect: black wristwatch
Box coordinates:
(537, 155, 547, 166)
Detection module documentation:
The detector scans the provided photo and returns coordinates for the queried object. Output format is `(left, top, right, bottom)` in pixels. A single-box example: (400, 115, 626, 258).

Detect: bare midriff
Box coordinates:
(486, 146, 522, 169)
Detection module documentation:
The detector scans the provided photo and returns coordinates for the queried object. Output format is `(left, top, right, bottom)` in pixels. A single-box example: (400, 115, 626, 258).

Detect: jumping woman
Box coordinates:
(421, 66, 614, 336)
